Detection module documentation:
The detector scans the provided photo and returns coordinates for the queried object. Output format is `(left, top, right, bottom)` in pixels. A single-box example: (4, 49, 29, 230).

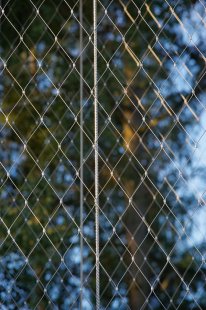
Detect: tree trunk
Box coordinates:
(122, 109, 151, 310)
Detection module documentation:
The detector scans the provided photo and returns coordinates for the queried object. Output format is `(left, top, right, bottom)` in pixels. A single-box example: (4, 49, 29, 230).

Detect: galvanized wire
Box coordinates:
(93, 0, 100, 308)
(0, 1, 206, 309)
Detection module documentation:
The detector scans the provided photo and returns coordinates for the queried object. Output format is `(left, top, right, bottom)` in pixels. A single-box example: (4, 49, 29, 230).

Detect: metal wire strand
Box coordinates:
(93, 0, 100, 308)
(79, 0, 84, 308)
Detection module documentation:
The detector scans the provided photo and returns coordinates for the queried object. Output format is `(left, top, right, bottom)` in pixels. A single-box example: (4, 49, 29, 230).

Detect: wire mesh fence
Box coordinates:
(1, 0, 206, 309)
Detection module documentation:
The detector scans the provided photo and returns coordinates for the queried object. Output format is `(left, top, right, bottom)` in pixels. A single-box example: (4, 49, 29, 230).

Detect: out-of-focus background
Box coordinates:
(1, 0, 206, 309)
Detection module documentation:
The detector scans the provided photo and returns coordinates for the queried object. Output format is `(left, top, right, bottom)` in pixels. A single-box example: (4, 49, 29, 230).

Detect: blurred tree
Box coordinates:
(0, 0, 206, 309)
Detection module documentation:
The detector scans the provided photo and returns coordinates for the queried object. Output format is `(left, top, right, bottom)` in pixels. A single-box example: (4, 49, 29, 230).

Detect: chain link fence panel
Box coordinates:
(1, 0, 206, 309)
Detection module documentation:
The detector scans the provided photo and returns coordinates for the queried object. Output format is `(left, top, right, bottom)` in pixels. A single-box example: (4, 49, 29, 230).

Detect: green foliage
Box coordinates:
(0, 0, 205, 309)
